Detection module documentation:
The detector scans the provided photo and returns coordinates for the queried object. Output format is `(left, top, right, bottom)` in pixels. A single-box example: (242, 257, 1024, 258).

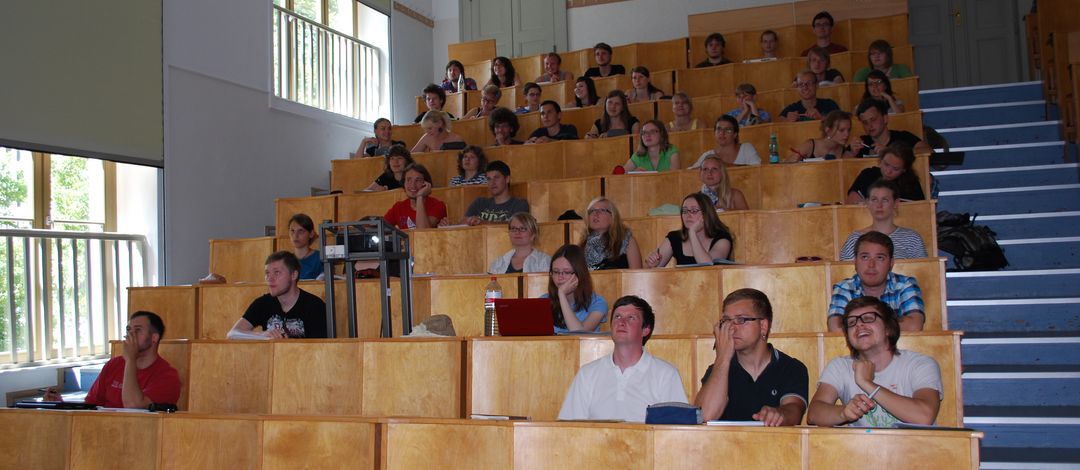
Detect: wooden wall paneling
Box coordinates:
(275, 195, 337, 249)
(650, 69, 677, 99)
(535, 80, 574, 111)
(561, 48, 591, 79)
(411, 225, 488, 275)
(208, 236, 276, 284)
(687, 3, 797, 35)
(488, 144, 553, 183)
(445, 91, 468, 118)
(629, 100, 657, 122)
(159, 415, 260, 470)
(410, 149, 457, 189)
(512, 54, 544, 88)
(882, 110, 925, 139)
(721, 263, 830, 333)
(666, 129, 710, 166)
(808, 428, 975, 468)
(768, 333, 826, 415)
(849, 14, 910, 51)
(525, 176, 603, 223)
(463, 59, 492, 89)
(424, 274, 520, 337)
(336, 190, 405, 223)
(393, 122, 425, 144)
(604, 172, 684, 219)
(70, 413, 160, 470)
(592, 75, 632, 101)
(128, 286, 198, 340)
(726, 165, 764, 210)
(270, 341, 363, 414)
(196, 284, 268, 339)
(653, 426, 805, 468)
(759, 160, 845, 209)
(562, 135, 631, 178)
(330, 157, 384, 193)
(449, 39, 497, 67)
(889, 75, 920, 110)
(620, 267, 721, 335)
(383, 421, 514, 469)
(735, 58, 801, 95)
(187, 341, 272, 414)
(638, 38, 690, 72)
(612, 44, 640, 74)
(557, 106, 600, 141)
(263, 418, 378, 469)
(363, 338, 463, 418)
(453, 116, 493, 149)
(0, 409, 71, 469)
(675, 65, 736, 99)
(742, 206, 837, 264)
(467, 337, 580, 419)
(513, 423, 651, 469)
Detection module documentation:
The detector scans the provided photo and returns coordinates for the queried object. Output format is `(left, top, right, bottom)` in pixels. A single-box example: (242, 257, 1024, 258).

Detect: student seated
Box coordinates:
(228, 251, 328, 339)
(287, 213, 322, 280)
(626, 66, 665, 103)
(696, 155, 750, 211)
(383, 164, 447, 229)
(526, 101, 579, 143)
(485, 56, 521, 88)
(411, 110, 465, 153)
(853, 40, 914, 82)
(696, 32, 733, 67)
(691, 115, 761, 168)
(839, 179, 928, 260)
(853, 100, 930, 158)
(623, 120, 681, 172)
(781, 71, 840, 122)
(462, 85, 501, 120)
(448, 145, 488, 187)
(541, 244, 608, 333)
(558, 295, 687, 422)
(488, 107, 523, 146)
(44, 311, 181, 408)
(516, 82, 542, 114)
(847, 145, 925, 204)
(645, 192, 733, 267)
(363, 145, 414, 192)
(809, 296, 942, 427)
(415, 84, 455, 123)
(354, 118, 405, 158)
(580, 197, 642, 270)
(440, 59, 478, 93)
(802, 11, 848, 56)
(585, 90, 641, 138)
(860, 71, 905, 115)
(567, 76, 600, 109)
(757, 30, 779, 60)
(537, 51, 573, 83)
(827, 231, 926, 332)
(489, 212, 552, 274)
(695, 289, 809, 425)
(807, 46, 845, 85)
(453, 160, 528, 225)
(667, 92, 704, 132)
(584, 42, 626, 78)
(788, 110, 853, 162)
(726, 83, 771, 126)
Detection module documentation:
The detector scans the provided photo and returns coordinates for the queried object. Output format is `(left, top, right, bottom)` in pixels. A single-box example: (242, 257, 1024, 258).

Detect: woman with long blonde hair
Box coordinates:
(698, 155, 749, 211)
(578, 197, 642, 270)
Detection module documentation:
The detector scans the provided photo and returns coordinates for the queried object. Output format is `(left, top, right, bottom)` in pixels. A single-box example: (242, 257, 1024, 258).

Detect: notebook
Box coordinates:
(493, 298, 554, 336)
(15, 400, 98, 411)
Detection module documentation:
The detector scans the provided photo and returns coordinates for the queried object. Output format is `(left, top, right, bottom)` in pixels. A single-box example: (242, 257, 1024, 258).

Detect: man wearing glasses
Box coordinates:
(827, 231, 925, 332)
(780, 71, 839, 122)
(695, 289, 808, 425)
(808, 296, 942, 427)
(801, 11, 848, 56)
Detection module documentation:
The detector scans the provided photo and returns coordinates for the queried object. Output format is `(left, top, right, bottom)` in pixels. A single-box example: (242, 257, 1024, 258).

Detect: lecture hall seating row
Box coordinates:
(0, 408, 982, 469)
(131, 256, 947, 340)
(98, 332, 963, 427)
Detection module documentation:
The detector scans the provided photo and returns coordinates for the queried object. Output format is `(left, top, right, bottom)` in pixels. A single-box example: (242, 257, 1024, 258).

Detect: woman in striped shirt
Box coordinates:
(839, 179, 927, 260)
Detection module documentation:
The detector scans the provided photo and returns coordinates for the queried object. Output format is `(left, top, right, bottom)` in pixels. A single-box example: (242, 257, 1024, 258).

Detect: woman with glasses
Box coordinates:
(839, 179, 927, 260)
(646, 193, 733, 268)
(489, 212, 551, 274)
(541, 244, 608, 333)
(623, 120, 680, 172)
(860, 70, 905, 114)
(691, 115, 761, 168)
(808, 296, 943, 427)
(579, 197, 642, 270)
(852, 40, 913, 82)
(787, 110, 853, 162)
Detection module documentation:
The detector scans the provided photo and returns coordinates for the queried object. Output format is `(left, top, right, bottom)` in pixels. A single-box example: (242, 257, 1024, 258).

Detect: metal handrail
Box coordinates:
(272, 5, 379, 52)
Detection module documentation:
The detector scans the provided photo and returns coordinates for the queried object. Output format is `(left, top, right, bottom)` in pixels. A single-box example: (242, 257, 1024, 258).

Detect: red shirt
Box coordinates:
(383, 197, 447, 229)
(85, 355, 181, 408)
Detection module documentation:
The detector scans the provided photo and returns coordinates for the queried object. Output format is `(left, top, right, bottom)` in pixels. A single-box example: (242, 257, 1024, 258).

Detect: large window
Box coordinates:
(272, 0, 390, 121)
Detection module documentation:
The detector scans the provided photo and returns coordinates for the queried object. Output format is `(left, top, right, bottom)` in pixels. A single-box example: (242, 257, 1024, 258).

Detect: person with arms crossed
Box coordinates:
(809, 296, 942, 427)
(827, 231, 926, 332)
(229, 251, 328, 339)
(45, 311, 180, 408)
(558, 295, 687, 422)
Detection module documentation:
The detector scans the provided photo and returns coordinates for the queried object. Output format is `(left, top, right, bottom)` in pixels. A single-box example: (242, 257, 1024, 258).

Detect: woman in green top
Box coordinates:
(623, 120, 680, 172)
(852, 40, 913, 82)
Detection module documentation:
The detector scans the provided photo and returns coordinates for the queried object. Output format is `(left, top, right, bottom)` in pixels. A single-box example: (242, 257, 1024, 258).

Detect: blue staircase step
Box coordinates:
(932, 164, 1080, 191)
(941, 142, 1068, 170)
(962, 370, 1080, 407)
(994, 238, 1080, 270)
(946, 269, 1080, 299)
(937, 185, 1080, 215)
(977, 212, 1080, 239)
(970, 424, 1080, 450)
(919, 81, 1044, 108)
(935, 121, 1062, 147)
(947, 299, 1080, 333)
(980, 446, 1080, 467)
(922, 101, 1048, 128)
(962, 338, 1080, 366)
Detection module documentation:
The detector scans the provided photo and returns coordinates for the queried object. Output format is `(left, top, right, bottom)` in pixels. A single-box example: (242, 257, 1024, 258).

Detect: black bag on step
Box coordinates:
(936, 211, 1009, 271)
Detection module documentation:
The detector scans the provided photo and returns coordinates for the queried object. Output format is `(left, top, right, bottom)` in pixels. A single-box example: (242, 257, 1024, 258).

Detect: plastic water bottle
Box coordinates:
(484, 276, 502, 336)
(768, 133, 780, 164)
(457, 74, 466, 94)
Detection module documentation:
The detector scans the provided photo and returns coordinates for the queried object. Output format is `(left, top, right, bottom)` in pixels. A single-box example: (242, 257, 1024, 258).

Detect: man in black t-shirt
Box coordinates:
(526, 101, 579, 144)
(228, 251, 327, 339)
(453, 160, 529, 225)
(780, 71, 840, 122)
(854, 100, 932, 158)
(695, 289, 809, 425)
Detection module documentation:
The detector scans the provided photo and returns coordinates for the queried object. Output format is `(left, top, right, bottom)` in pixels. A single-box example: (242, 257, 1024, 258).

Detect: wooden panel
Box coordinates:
(363, 339, 463, 418)
(70, 413, 159, 470)
(160, 415, 260, 470)
(336, 190, 404, 222)
(604, 172, 684, 218)
(526, 176, 602, 223)
(620, 267, 721, 335)
(452, 117, 493, 149)
(488, 144, 554, 183)
(561, 48, 591, 79)
(187, 341, 272, 414)
(128, 286, 198, 340)
(197, 284, 268, 339)
(448, 39, 496, 66)
(667, 129, 710, 164)
(425, 275, 521, 336)
(271, 341, 363, 414)
(463, 59, 492, 89)
(0, 409, 70, 470)
(759, 160, 844, 209)
(650, 69, 676, 99)
(657, 97, 734, 130)
(850, 13, 910, 51)
(884, 111, 925, 140)
(264, 419, 377, 470)
(512, 54, 544, 87)
(393, 123, 425, 145)
(514, 424, 650, 470)
(741, 207, 837, 264)
(411, 225, 488, 275)
(410, 149, 457, 188)
(468, 337, 580, 419)
(734, 58, 801, 94)
(384, 421, 513, 469)
(275, 195, 336, 248)
(209, 236, 276, 283)
(562, 136, 631, 177)
(808, 429, 973, 468)
(654, 427, 804, 469)
(331, 158, 388, 194)
(628, 100, 657, 122)
(638, 38, 690, 72)
(623, 218, 660, 263)
(592, 75, 632, 102)
(675, 65, 736, 98)
(722, 264, 830, 333)
(535, 80, 574, 109)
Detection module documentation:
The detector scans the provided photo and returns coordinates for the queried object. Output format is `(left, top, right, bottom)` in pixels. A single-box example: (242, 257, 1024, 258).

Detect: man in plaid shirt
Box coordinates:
(827, 231, 925, 332)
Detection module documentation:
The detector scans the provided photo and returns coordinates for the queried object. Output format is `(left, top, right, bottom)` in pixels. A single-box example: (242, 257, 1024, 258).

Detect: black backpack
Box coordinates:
(936, 211, 1009, 271)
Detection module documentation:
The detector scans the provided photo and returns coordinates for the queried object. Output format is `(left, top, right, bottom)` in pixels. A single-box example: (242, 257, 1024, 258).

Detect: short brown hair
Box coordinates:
(842, 296, 901, 357)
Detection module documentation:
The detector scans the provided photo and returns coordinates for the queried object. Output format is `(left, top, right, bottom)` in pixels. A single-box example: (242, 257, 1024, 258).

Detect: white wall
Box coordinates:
(432, 1, 461, 85)
(391, 5, 436, 124)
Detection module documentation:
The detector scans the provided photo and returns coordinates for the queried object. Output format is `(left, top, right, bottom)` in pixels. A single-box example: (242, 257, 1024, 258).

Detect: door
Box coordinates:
(908, 0, 1023, 89)
(462, 0, 568, 58)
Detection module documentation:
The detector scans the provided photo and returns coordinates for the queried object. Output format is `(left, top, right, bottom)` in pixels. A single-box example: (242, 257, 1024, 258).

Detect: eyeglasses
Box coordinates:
(795, 81, 814, 88)
(720, 317, 764, 326)
(508, 226, 529, 233)
(550, 269, 576, 277)
(844, 312, 881, 328)
(587, 207, 612, 216)
(680, 208, 703, 215)
(715, 127, 736, 134)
